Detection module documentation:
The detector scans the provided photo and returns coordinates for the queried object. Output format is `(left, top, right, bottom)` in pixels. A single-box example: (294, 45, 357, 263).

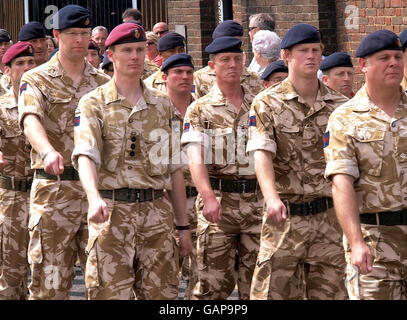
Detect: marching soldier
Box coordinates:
(72, 22, 191, 300)
(181, 36, 263, 300)
(18, 21, 48, 66)
(18, 4, 110, 299)
(247, 24, 348, 300)
(0, 42, 36, 300)
(0, 29, 12, 94)
(325, 30, 407, 300)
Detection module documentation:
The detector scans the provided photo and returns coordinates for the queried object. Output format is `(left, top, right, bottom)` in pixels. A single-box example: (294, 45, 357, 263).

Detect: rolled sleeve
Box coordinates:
(325, 159, 360, 180)
(18, 76, 45, 130)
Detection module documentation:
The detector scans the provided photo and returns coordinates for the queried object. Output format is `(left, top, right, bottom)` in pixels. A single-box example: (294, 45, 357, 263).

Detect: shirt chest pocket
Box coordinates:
(351, 128, 385, 177)
(102, 125, 124, 173)
(45, 96, 73, 135)
(276, 124, 300, 162)
(211, 127, 235, 167)
(141, 129, 170, 176)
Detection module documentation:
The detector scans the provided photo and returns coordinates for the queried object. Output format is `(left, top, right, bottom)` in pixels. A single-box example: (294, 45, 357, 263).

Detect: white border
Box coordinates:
(24, 0, 29, 23)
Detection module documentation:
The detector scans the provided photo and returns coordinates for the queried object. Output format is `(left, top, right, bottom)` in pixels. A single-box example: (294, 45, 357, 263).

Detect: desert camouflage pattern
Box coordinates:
(27, 179, 88, 299)
(0, 73, 11, 94)
(250, 208, 347, 300)
(324, 85, 407, 213)
(181, 83, 258, 180)
(247, 78, 348, 300)
(143, 69, 166, 93)
(0, 91, 32, 300)
(401, 76, 407, 91)
(193, 65, 263, 99)
(72, 79, 180, 190)
(193, 190, 263, 300)
(18, 52, 110, 169)
(247, 78, 349, 202)
(85, 196, 179, 300)
(181, 83, 263, 300)
(142, 59, 159, 80)
(343, 224, 407, 300)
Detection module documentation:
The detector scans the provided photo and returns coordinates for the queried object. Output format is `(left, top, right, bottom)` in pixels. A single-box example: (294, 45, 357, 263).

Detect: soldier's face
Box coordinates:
(163, 66, 194, 94)
(86, 49, 100, 68)
(263, 71, 288, 88)
(29, 38, 48, 65)
(6, 56, 36, 85)
(210, 52, 244, 84)
(285, 43, 322, 76)
(91, 30, 107, 53)
(55, 28, 91, 60)
(362, 50, 404, 87)
(160, 46, 185, 62)
(0, 41, 11, 59)
(321, 67, 354, 98)
(108, 41, 146, 78)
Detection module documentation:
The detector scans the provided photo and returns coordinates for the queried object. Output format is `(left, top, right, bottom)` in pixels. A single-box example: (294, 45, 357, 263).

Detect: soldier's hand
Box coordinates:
(0, 151, 5, 170)
(265, 196, 287, 225)
(43, 150, 65, 175)
(350, 241, 373, 275)
(178, 229, 192, 258)
(88, 197, 109, 224)
(202, 196, 222, 223)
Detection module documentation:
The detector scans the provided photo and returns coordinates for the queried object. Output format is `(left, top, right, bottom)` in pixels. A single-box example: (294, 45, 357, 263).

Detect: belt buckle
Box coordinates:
(135, 189, 141, 202)
(241, 181, 246, 193)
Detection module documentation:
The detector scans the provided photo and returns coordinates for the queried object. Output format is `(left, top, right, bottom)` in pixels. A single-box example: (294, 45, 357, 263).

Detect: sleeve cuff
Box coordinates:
(181, 131, 210, 148)
(71, 146, 101, 171)
(324, 160, 360, 180)
(246, 138, 277, 155)
(18, 110, 43, 131)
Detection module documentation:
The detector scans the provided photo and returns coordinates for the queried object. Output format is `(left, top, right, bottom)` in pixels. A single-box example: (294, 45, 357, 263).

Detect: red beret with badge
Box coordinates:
(105, 23, 146, 48)
(2, 41, 34, 65)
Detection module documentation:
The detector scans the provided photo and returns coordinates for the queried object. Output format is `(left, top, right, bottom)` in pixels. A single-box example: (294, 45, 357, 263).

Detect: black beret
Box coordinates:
(157, 32, 185, 52)
(161, 53, 194, 72)
(261, 60, 288, 80)
(0, 29, 11, 43)
(105, 23, 146, 48)
(18, 21, 46, 41)
(54, 5, 92, 30)
(400, 29, 407, 51)
(356, 30, 402, 58)
(205, 36, 242, 54)
(320, 52, 353, 72)
(2, 42, 34, 65)
(101, 52, 112, 70)
(281, 23, 320, 49)
(212, 20, 243, 39)
(88, 40, 100, 52)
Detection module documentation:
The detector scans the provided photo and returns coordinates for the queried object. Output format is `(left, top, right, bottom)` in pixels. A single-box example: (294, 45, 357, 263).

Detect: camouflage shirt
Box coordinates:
(72, 79, 181, 190)
(247, 78, 348, 202)
(193, 65, 263, 99)
(324, 85, 407, 213)
(181, 83, 257, 180)
(0, 90, 33, 178)
(143, 69, 166, 93)
(18, 52, 110, 169)
(0, 73, 11, 92)
(142, 59, 159, 81)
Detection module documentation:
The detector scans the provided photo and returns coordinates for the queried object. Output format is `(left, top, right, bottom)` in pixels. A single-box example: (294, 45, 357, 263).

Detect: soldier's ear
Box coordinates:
(208, 60, 215, 70)
(358, 57, 367, 73)
(4, 65, 11, 77)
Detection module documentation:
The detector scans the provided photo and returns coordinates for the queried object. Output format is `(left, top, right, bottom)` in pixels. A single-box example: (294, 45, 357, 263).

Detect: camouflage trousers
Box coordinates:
(0, 188, 30, 300)
(86, 195, 179, 300)
(192, 190, 263, 300)
(344, 223, 407, 300)
(250, 207, 347, 300)
(27, 179, 88, 300)
(179, 196, 198, 300)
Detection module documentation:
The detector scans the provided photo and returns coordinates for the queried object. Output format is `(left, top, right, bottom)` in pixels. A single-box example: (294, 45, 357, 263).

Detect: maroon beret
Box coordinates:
(105, 23, 146, 48)
(2, 41, 34, 65)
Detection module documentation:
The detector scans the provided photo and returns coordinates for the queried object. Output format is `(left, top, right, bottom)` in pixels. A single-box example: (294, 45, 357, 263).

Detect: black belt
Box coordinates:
(360, 210, 407, 226)
(186, 186, 198, 198)
(99, 188, 164, 203)
(0, 174, 32, 192)
(35, 168, 80, 181)
(285, 197, 334, 216)
(209, 178, 257, 193)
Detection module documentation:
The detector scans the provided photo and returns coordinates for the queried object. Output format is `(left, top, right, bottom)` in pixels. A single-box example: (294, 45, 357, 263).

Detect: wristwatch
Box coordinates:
(40, 148, 55, 160)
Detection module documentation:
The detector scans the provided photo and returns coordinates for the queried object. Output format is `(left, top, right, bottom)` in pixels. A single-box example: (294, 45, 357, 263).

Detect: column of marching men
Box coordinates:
(0, 4, 406, 300)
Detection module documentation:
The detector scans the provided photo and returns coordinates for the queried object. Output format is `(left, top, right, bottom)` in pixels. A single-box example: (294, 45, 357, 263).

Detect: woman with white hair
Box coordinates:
(252, 30, 281, 76)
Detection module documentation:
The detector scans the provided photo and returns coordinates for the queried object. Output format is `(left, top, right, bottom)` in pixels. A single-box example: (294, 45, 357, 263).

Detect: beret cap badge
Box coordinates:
(134, 29, 140, 39)
(84, 18, 90, 26)
(396, 38, 402, 48)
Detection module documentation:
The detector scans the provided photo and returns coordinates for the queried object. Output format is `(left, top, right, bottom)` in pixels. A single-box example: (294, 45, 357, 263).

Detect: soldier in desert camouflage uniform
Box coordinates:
(143, 32, 185, 93)
(0, 42, 36, 300)
(247, 24, 348, 300)
(142, 59, 159, 80)
(325, 30, 407, 300)
(193, 20, 262, 99)
(0, 29, 12, 95)
(181, 37, 263, 300)
(18, 5, 110, 300)
(72, 22, 192, 300)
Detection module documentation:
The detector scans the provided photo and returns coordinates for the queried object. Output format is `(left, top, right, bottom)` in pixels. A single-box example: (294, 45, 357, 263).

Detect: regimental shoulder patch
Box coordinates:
(19, 83, 28, 95)
(191, 85, 195, 93)
(183, 122, 190, 132)
(249, 115, 256, 126)
(74, 115, 80, 127)
(323, 131, 330, 148)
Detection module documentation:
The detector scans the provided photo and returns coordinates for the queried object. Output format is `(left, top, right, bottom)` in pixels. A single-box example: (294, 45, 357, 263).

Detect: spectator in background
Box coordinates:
(91, 26, 108, 54)
(146, 31, 160, 66)
(153, 22, 169, 38)
(252, 30, 281, 77)
(122, 8, 142, 24)
(46, 35, 58, 58)
(86, 40, 101, 68)
(248, 13, 276, 73)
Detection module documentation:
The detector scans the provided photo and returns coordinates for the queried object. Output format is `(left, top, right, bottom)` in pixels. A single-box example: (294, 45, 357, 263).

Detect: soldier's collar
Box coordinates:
(47, 52, 64, 78)
(209, 84, 227, 107)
